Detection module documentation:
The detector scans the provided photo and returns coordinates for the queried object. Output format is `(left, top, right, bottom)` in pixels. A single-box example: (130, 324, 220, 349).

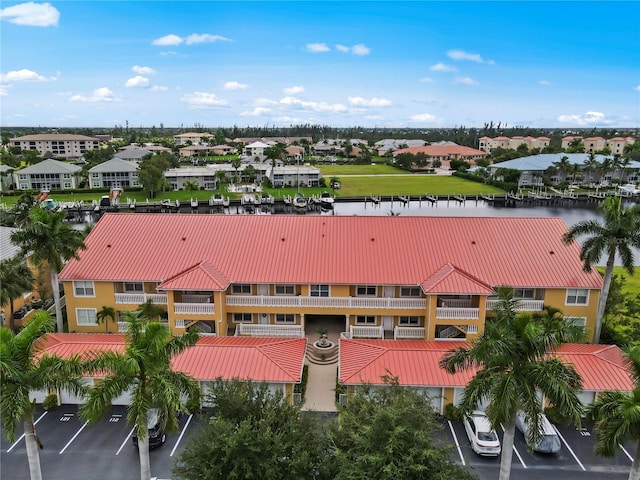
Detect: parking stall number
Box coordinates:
(60, 413, 74, 422)
(109, 414, 122, 423)
(577, 427, 591, 437)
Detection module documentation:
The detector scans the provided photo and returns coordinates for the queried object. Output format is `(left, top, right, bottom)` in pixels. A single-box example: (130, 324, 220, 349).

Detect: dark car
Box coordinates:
(132, 409, 166, 449)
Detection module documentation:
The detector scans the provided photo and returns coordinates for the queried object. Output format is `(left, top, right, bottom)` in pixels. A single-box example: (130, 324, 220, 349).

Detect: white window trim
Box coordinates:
(356, 285, 377, 297)
(123, 282, 144, 293)
(400, 286, 421, 297)
(76, 308, 98, 326)
(73, 280, 95, 297)
(565, 288, 589, 306)
(232, 284, 252, 295)
(399, 316, 421, 326)
(310, 284, 330, 297)
(275, 314, 295, 323)
(232, 313, 253, 323)
(275, 284, 295, 295)
(355, 315, 376, 325)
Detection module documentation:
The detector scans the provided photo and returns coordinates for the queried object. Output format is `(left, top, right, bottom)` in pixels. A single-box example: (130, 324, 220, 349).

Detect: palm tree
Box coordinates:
(590, 345, 640, 480)
(0, 255, 35, 331)
(10, 207, 86, 333)
(183, 180, 199, 195)
(553, 155, 572, 183)
(563, 196, 640, 343)
(231, 157, 242, 184)
(81, 313, 200, 480)
(0, 311, 86, 480)
(96, 306, 116, 333)
(583, 154, 600, 185)
(136, 299, 165, 322)
(440, 297, 584, 480)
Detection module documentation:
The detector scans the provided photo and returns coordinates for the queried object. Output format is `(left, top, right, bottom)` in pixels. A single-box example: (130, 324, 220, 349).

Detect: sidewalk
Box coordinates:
(301, 362, 338, 412)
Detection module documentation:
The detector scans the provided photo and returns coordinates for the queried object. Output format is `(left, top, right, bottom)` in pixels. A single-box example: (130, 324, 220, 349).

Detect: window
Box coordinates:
(124, 282, 144, 293)
(310, 284, 329, 297)
(400, 286, 421, 297)
(275, 284, 295, 295)
(276, 314, 295, 323)
(513, 288, 535, 299)
(233, 313, 252, 323)
(399, 316, 421, 326)
(74, 280, 95, 297)
(356, 315, 376, 325)
(566, 288, 588, 305)
(356, 285, 377, 296)
(565, 316, 587, 332)
(232, 284, 251, 294)
(76, 308, 97, 325)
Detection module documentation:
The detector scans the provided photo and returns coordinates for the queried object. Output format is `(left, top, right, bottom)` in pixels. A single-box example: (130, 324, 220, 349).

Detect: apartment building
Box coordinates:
(173, 132, 214, 146)
(478, 136, 550, 153)
(561, 136, 636, 153)
(10, 134, 100, 160)
(14, 159, 82, 191)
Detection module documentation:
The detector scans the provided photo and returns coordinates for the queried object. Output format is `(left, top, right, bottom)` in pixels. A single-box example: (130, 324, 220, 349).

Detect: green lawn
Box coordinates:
(336, 176, 504, 196)
(317, 164, 406, 176)
(598, 266, 640, 296)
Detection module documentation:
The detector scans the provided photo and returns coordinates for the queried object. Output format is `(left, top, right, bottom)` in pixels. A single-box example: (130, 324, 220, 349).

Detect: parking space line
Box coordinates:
(447, 420, 466, 466)
(7, 411, 48, 453)
(501, 425, 526, 468)
(59, 422, 88, 454)
(553, 425, 586, 471)
(619, 444, 634, 463)
(170, 414, 193, 457)
(115, 427, 135, 456)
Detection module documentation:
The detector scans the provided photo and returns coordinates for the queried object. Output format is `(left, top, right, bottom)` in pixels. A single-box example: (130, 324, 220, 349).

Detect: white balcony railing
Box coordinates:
(173, 303, 214, 315)
(225, 295, 425, 310)
(181, 294, 211, 303)
(435, 307, 480, 320)
(117, 320, 169, 332)
(440, 299, 472, 308)
(485, 299, 544, 311)
(350, 325, 384, 339)
(236, 323, 305, 338)
(175, 319, 188, 329)
(114, 293, 167, 305)
(394, 326, 425, 339)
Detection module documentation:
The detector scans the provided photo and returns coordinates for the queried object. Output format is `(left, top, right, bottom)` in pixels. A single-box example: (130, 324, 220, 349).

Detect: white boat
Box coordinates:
(320, 191, 335, 208)
(618, 183, 640, 195)
(259, 193, 274, 205)
(241, 193, 256, 205)
(293, 193, 308, 210)
(190, 197, 198, 208)
(209, 194, 225, 206)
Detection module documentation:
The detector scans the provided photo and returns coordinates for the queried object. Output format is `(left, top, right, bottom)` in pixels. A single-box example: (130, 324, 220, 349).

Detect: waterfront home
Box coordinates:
(88, 158, 140, 189)
(164, 163, 270, 190)
(14, 159, 82, 191)
(173, 132, 214, 146)
(59, 214, 601, 342)
(393, 144, 486, 166)
(271, 165, 321, 187)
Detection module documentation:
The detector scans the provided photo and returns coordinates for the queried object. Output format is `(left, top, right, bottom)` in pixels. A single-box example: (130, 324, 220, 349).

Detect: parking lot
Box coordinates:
(1, 405, 636, 480)
(0, 405, 204, 480)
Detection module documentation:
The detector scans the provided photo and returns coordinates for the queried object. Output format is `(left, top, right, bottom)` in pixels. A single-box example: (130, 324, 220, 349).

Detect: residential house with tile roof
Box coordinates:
(87, 158, 140, 189)
(14, 158, 82, 191)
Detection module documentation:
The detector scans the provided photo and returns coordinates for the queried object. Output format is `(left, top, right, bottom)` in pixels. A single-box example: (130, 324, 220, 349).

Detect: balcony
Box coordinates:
(394, 326, 425, 339)
(173, 302, 214, 315)
(225, 295, 426, 310)
(115, 293, 167, 305)
(485, 299, 544, 311)
(435, 307, 480, 320)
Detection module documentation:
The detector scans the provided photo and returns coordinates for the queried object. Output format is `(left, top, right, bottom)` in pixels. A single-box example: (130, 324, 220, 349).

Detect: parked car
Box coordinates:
(515, 411, 561, 453)
(463, 410, 501, 456)
(132, 408, 166, 449)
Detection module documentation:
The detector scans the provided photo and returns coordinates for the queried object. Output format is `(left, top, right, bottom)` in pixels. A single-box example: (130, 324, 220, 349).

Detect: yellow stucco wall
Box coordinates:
(544, 288, 599, 342)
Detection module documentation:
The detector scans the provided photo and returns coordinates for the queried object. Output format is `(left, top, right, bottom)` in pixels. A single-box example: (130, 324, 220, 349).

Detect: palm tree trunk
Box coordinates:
(594, 249, 616, 344)
(50, 269, 63, 333)
(138, 435, 151, 480)
(629, 440, 640, 480)
(24, 418, 43, 480)
(8, 298, 15, 331)
(499, 421, 516, 480)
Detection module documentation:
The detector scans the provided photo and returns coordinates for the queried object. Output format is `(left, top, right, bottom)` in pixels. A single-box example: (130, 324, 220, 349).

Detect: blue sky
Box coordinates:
(1, 1, 639, 129)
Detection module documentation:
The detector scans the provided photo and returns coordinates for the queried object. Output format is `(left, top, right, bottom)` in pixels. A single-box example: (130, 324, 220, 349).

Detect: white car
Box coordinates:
(515, 411, 561, 453)
(463, 410, 501, 456)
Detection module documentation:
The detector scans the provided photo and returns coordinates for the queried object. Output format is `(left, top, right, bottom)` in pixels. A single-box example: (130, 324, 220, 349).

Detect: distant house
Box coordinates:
(374, 139, 427, 156)
(561, 136, 635, 154)
(393, 144, 485, 167)
(0, 164, 15, 191)
(14, 159, 82, 191)
(164, 163, 270, 190)
(243, 141, 270, 160)
(9, 134, 100, 160)
(284, 146, 304, 162)
(88, 158, 140, 189)
(113, 148, 153, 161)
(478, 136, 550, 153)
(173, 132, 214, 146)
(271, 165, 321, 187)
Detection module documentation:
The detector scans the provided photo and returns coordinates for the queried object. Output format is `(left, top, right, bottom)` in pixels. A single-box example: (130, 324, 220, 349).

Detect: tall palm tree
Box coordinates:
(0, 311, 86, 480)
(96, 306, 116, 333)
(136, 299, 165, 322)
(81, 313, 200, 480)
(0, 255, 35, 331)
(440, 297, 584, 480)
(590, 345, 640, 480)
(583, 154, 600, 185)
(10, 207, 86, 333)
(183, 180, 199, 195)
(563, 196, 640, 343)
(553, 155, 572, 183)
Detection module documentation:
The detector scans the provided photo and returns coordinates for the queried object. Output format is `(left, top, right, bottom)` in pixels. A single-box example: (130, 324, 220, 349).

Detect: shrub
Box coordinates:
(443, 403, 463, 422)
(293, 365, 309, 401)
(43, 393, 58, 411)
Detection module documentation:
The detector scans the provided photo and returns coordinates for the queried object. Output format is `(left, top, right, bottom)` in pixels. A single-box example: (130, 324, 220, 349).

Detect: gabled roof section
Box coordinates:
(158, 261, 230, 291)
(421, 263, 494, 295)
(89, 157, 139, 173)
(17, 159, 81, 175)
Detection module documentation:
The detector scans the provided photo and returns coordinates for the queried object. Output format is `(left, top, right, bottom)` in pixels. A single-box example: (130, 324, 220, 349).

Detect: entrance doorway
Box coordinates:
(304, 314, 345, 343)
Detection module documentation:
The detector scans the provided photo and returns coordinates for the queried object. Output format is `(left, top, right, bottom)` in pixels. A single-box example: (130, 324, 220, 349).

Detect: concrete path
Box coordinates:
(301, 362, 338, 412)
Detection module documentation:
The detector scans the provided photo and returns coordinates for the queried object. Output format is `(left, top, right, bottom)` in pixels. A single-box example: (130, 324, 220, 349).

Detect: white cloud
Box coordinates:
(224, 81, 249, 90)
(283, 85, 304, 95)
(0, 86, 8, 96)
(0, 2, 59, 27)
(454, 76, 478, 86)
(180, 91, 228, 109)
(152, 34, 183, 46)
(335, 44, 371, 56)
(635, 85, 640, 92)
(185, 33, 231, 45)
(0, 68, 49, 82)
(420, 77, 434, 83)
(430, 63, 456, 72)
(446, 49, 495, 64)
(409, 113, 438, 123)
(69, 87, 121, 103)
(364, 114, 384, 120)
(150, 85, 168, 92)
(280, 96, 347, 113)
(557, 111, 614, 126)
(125, 75, 150, 88)
(539, 80, 551, 86)
(306, 43, 330, 53)
(252, 97, 277, 107)
(240, 107, 272, 117)
(132, 65, 156, 75)
(348, 96, 392, 107)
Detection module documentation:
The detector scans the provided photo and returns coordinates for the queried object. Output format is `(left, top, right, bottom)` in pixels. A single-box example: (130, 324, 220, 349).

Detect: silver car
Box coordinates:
(515, 411, 561, 453)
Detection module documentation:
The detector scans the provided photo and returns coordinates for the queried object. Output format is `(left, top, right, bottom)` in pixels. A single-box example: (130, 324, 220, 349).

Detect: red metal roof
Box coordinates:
(340, 340, 634, 392)
(39, 334, 306, 383)
(158, 261, 230, 291)
(421, 264, 494, 294)
(59, 214, 602, 290)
